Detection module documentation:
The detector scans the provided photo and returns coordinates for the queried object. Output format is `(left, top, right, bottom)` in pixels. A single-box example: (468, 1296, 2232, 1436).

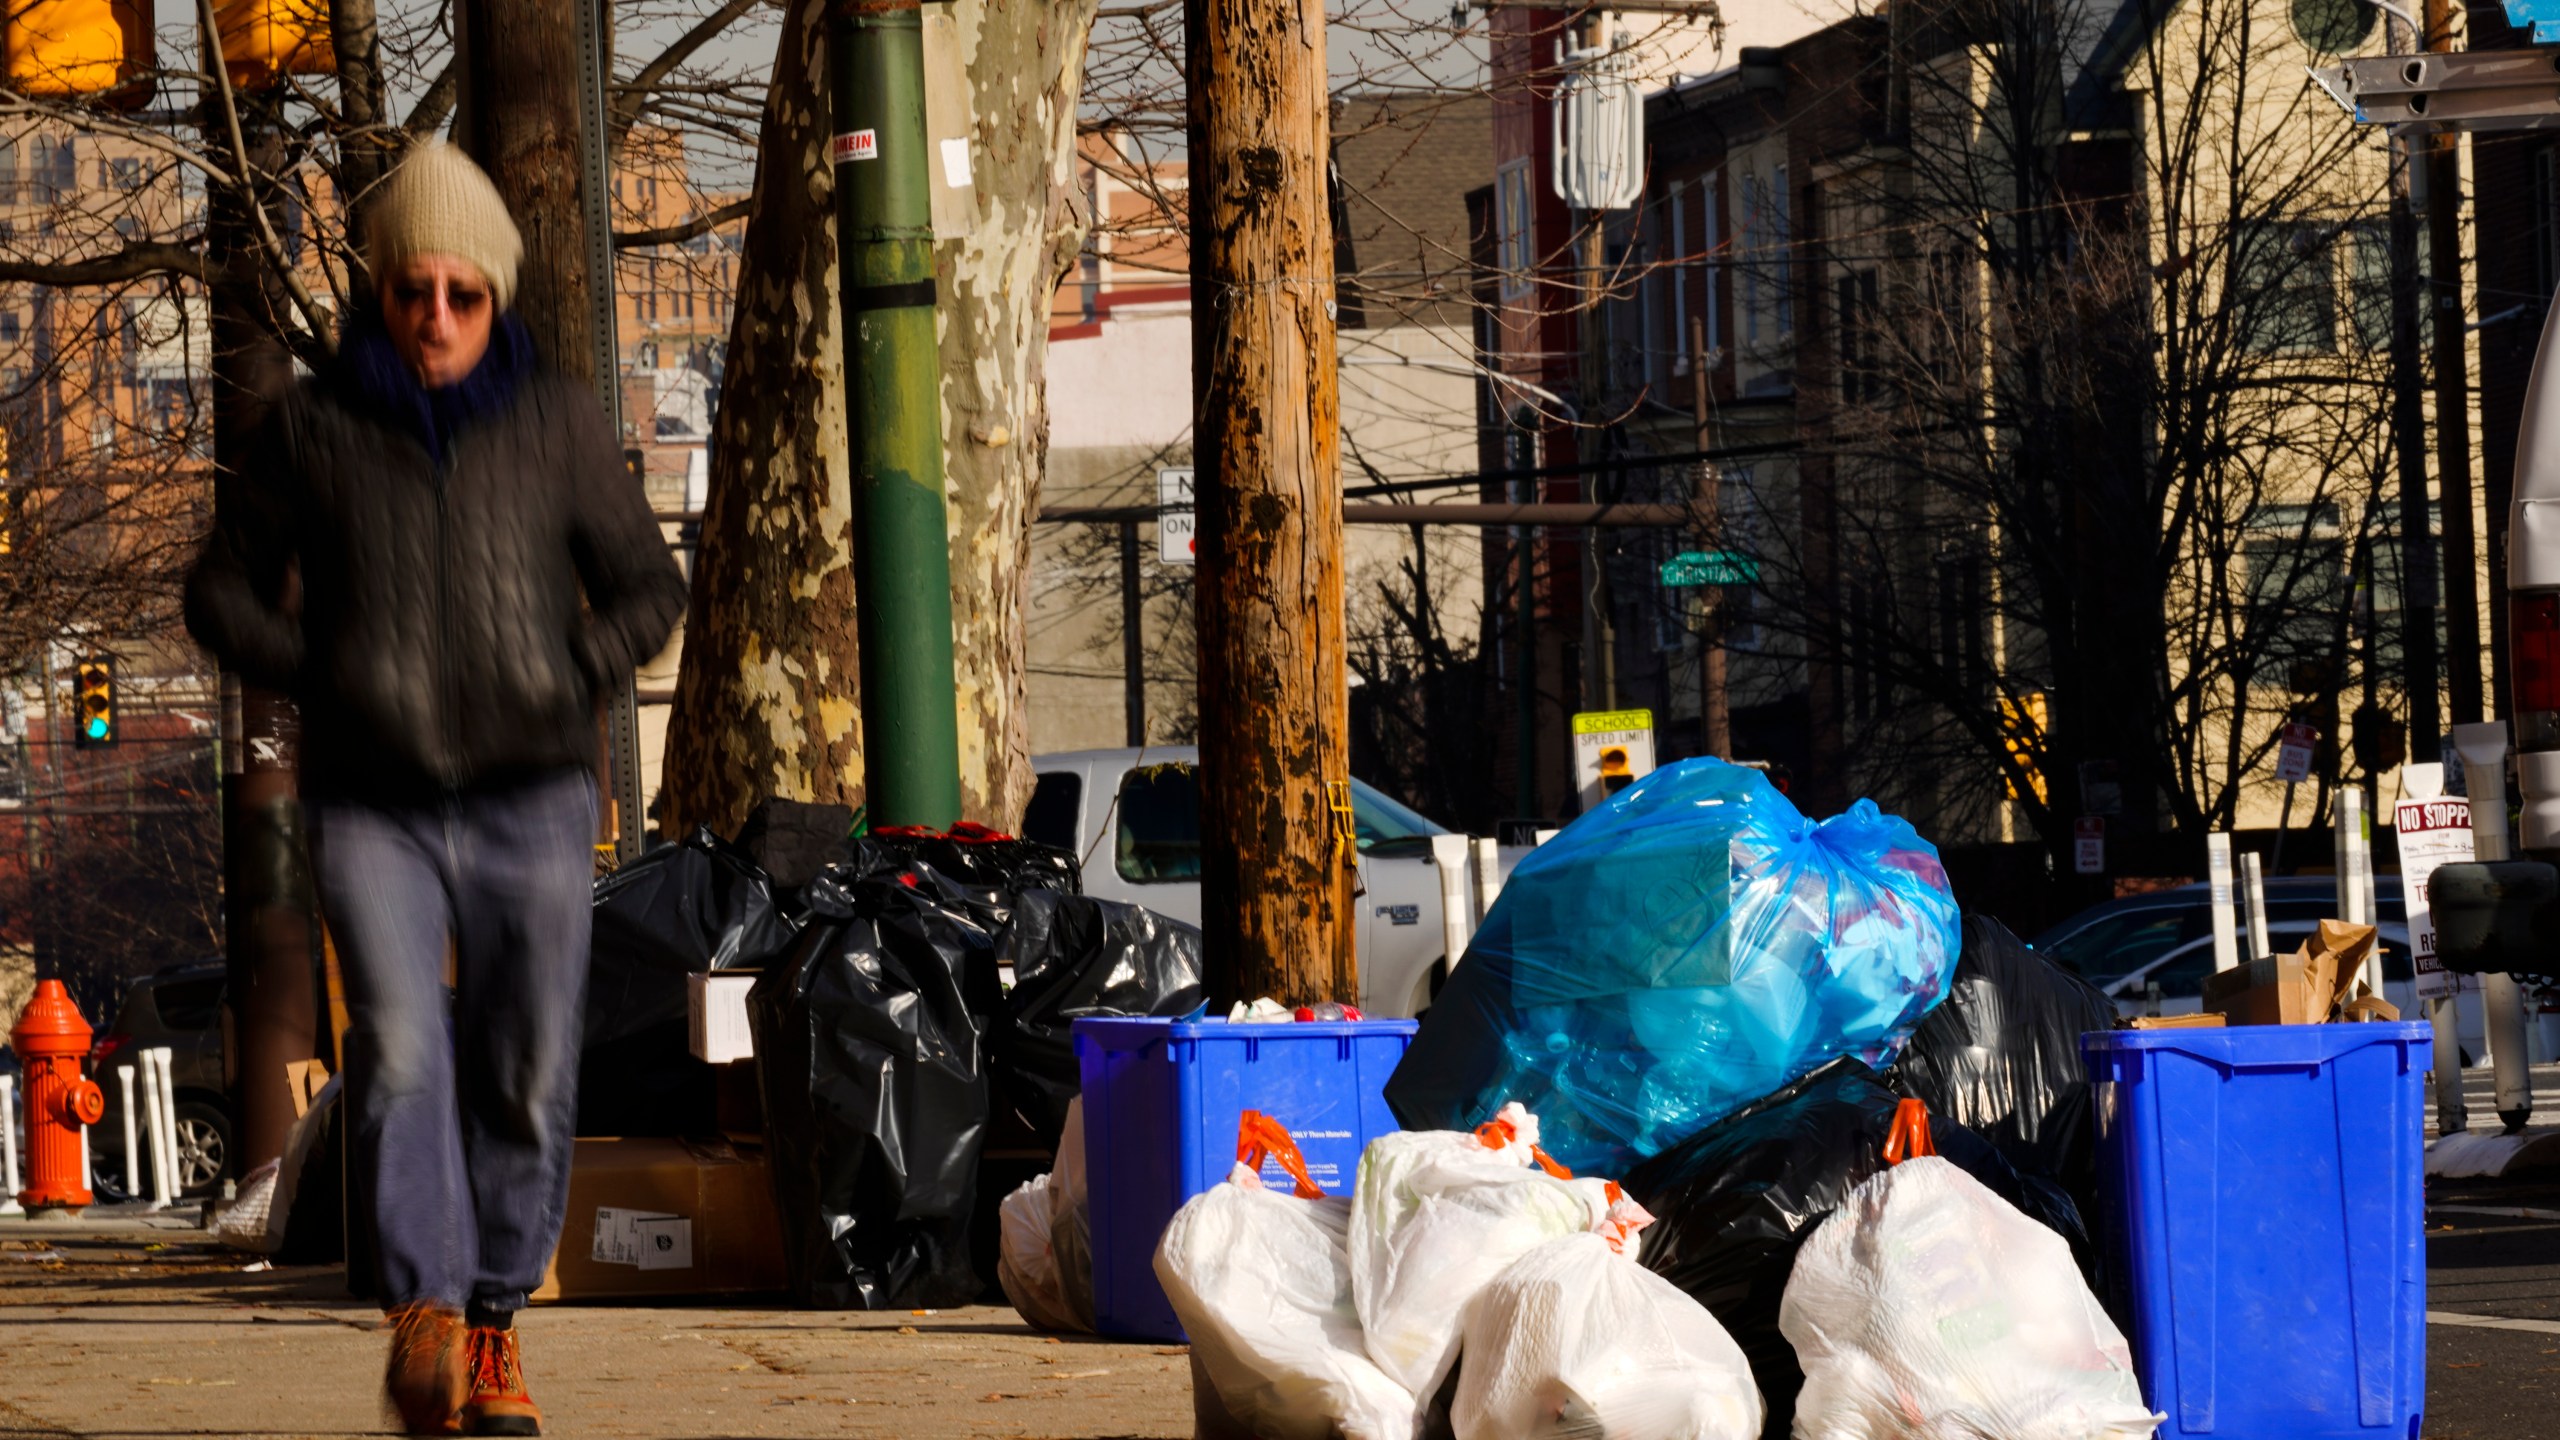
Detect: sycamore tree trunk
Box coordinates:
(936, 0, 1097, 831)
(662, 0, 859, 837)
(663, 0, 1094, 837)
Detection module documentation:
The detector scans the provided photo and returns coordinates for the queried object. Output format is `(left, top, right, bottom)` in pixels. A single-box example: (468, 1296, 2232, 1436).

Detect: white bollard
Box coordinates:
(2239, 851, 2271, 962)
(1, 1074, 19, 1214)
(151, 1049, 180, 1200)
(2337, 789, 2373, 927)
(138, 1051, 169, 1209)
(117, 1065, 139, 1202)
(1429, 834, 1474, 975)
(1471, 835, 1503, 919)
(2207, 833, 2239, 973)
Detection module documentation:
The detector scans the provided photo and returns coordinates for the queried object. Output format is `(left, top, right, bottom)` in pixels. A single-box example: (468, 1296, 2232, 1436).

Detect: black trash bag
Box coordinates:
(992, 888, 1207, 1142)
(864, 823, 1082, 934)
(1889, 914, 2115, 1217)
(735, 798, 861, 892)
(586, 825, 798, 1049)
(579, 827, 801, 1138)
(1624, 1058, 2086, 1439)
(749, 867, 996, 1309)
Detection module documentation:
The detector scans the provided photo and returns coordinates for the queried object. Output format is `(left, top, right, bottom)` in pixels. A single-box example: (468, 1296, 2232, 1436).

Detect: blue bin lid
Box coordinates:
(2082, 1021, 2431, 1065)
(1072, 1015, 1420, 1049)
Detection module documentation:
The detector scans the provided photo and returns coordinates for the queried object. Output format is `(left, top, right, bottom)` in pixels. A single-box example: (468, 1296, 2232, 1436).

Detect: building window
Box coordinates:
(109, 158, 140, 191)
(2242, 502, 2348, 686)
(2347, 222, 2391, 349)
(1771, 165, 1791, 337)
(1741, 164, 1791, 344)
(1668, 179, 1689, 361)
(2, 312, 20, 344)
(1495, 159, 1533, 303)
(2238, 219, 2337, 355)
(1700, 171, 1721, 354)
(1837, 267, 1879, 403)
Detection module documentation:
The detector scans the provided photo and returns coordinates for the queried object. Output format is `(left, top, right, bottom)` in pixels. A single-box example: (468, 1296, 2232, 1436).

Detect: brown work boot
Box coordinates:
(382, 1302, 467, 1436)
(461, 1323, 543, 1436)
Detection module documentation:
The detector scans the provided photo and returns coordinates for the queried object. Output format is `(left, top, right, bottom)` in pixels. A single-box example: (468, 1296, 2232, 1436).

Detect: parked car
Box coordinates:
(2034, 879, 2485, 1050)
(87, 960, 230, 1201)
(1025, 748, 1515, 1018)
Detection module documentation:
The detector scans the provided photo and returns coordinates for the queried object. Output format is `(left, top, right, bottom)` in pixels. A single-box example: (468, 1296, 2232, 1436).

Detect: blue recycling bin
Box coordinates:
(2084, 1023, 2431, 1440)
(1073, 1016, 1416, 1341)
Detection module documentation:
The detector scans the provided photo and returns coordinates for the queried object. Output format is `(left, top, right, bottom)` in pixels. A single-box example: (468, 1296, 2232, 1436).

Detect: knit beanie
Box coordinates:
(364, 141, 525, 310)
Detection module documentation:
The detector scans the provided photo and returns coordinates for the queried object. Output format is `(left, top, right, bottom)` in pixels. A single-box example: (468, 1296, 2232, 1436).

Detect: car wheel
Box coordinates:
(171, 1101, 230, 1198)
(89, 1159, 132, 1205)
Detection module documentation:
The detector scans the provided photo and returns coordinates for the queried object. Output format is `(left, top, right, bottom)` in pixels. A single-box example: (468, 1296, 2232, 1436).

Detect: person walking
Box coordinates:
(185, 142, 687, 1437)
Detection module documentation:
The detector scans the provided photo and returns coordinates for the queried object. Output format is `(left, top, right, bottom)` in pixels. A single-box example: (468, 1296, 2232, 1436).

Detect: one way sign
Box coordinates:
(1158, 467, 1195, 566)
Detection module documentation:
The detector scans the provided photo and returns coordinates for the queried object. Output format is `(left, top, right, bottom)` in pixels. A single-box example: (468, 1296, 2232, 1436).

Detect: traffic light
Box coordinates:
(212, 0, 331, 90)
(73, 656, 114, 747)
(4, 0, 152, 107)
(2000, 691, 2049, 804)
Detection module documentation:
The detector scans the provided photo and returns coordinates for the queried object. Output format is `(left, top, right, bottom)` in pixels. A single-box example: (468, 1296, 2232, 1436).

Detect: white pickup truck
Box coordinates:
(1021, 747, 1510, 1018)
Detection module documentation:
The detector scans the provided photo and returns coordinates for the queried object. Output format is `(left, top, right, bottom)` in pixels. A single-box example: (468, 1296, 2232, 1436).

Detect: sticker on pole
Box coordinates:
(829, 129, 879, 165)
(2396, 788, 2482, 1000)
(2074, 816, 2105, 876)
(1158, 467, 1195, 565)
(2274, 721, 2317, 783)
(1570, 709, 1655, 810)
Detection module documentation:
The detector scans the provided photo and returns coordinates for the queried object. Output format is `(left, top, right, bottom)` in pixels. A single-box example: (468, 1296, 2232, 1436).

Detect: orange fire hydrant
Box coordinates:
(12, 980, 104, 1210)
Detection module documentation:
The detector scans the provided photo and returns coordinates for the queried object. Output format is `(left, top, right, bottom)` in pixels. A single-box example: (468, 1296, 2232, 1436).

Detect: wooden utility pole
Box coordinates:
(1186, 0, 1354, 1005)
(459, 0, 645, 857)
(2423, 0, 2481, 725)
(1689, 315, 1730, 759)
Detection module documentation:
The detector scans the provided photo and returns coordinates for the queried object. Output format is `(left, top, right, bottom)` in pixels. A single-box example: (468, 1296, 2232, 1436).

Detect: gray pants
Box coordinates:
(310, 768, 597, 1316)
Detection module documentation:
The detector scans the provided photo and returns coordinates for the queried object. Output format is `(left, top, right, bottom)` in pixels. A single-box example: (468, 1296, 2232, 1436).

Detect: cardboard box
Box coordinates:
(687, 972, 758, 1064)
(531, 1137, 787, 1302)
(2201, 920, 2377, 1026)
(2126, 1013, 2228, 1030)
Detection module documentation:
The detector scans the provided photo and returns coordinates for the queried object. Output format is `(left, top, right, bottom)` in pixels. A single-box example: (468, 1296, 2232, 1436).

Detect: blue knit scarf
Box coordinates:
(340, 305, 535, 463)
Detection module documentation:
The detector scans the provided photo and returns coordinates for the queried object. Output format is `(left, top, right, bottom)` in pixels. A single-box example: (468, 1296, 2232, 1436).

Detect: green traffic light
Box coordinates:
(83, 717, 106, 740)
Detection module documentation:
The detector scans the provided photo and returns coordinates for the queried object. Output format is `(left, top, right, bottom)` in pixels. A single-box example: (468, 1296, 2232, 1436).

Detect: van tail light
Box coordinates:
(90, 1032, 129, 1067)
(2516, 592, 2560, 752)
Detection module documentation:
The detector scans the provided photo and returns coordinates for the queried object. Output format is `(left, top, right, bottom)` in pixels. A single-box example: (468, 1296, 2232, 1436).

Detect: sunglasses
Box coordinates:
(387, 277, 490, 314)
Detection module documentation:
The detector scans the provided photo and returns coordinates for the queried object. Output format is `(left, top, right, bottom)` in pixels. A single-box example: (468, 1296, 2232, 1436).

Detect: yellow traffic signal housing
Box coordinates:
(2000, 691, 2048, 805)
(5, 0, 152, 106)
(213, 0, 329, 90)
(73, 656, 114, 747)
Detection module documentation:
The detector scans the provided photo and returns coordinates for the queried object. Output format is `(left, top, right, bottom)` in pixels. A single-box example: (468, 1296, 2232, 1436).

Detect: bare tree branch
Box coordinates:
(403, 60, 459, 138)
(614, 197, 751, 249)
(612, 0, 764, 141)
(0, 243, 214, 286)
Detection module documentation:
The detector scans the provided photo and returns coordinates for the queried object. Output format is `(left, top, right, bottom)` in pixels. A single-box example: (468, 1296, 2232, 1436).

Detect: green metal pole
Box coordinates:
(831, 0, 962, 829)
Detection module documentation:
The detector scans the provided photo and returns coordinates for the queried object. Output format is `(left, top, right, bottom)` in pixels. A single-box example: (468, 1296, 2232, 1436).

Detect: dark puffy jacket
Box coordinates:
(184, 368, 687, 802)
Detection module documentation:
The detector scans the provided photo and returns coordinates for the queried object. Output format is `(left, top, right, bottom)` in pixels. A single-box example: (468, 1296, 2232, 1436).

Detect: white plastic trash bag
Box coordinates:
(997, 1176, 1080, 1333)
(1156, 1156, 1416, 1440)
(1780, 1154, 2162, 1440)
(1051, 1096, 1095, 1331)
(1454, 1231, 1763, 1440)
(1350, 1103, 1626, 1397)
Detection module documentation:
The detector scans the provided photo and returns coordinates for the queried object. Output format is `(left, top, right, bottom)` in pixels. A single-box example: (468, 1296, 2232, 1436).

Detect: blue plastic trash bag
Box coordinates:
(1384, 758, 1962, 1176)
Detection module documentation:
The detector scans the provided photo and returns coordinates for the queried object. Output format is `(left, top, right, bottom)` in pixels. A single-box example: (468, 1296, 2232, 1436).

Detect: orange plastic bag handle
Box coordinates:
(1471, 1117, 1575, 1178)
(1882, 1097, 1935, 1166)
(1238, 1110, 1326, 1199)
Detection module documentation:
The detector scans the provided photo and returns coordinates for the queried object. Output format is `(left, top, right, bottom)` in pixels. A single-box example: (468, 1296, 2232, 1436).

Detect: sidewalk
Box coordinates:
(0, 1230, 1191, 1439)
